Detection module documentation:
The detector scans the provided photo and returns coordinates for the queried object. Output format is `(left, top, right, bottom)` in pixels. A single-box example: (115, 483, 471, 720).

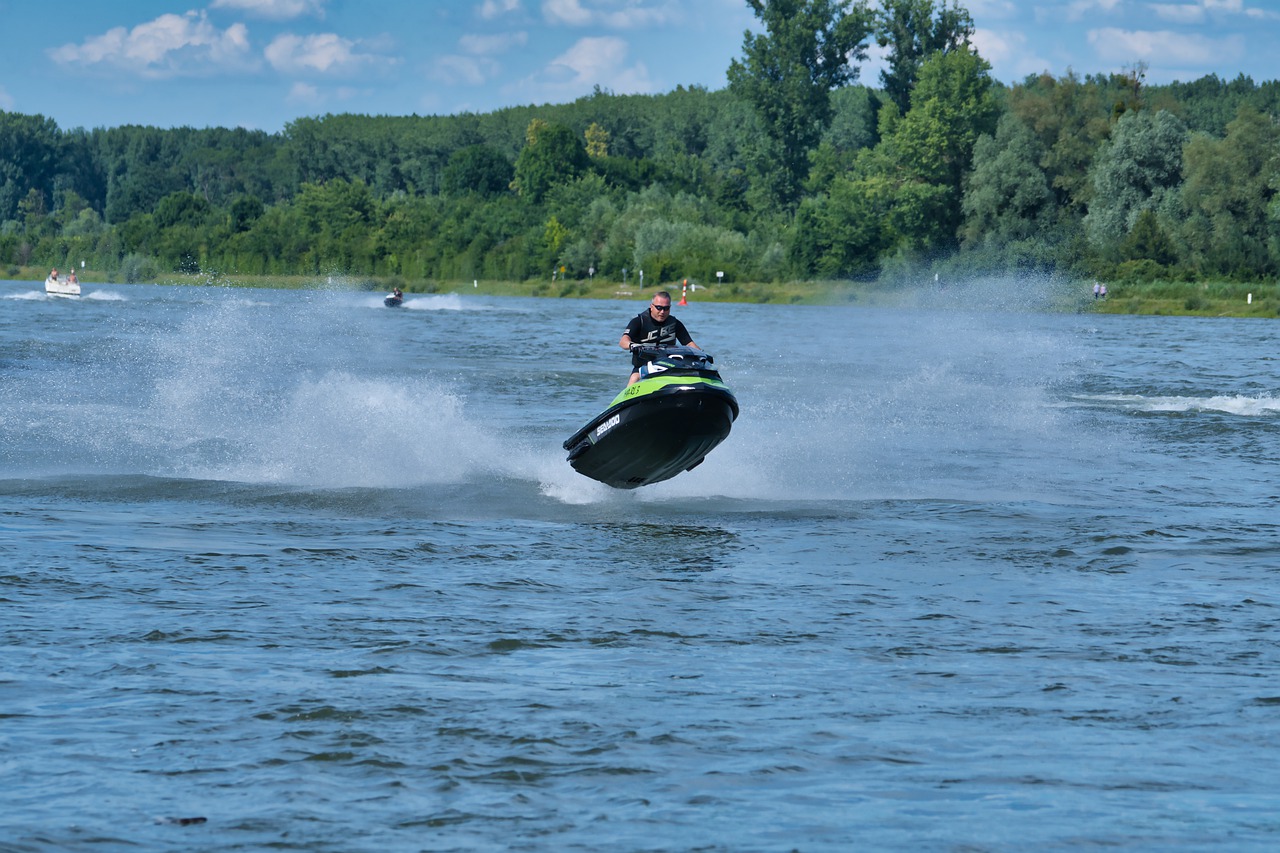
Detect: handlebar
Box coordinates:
(627, 344, 712, 364)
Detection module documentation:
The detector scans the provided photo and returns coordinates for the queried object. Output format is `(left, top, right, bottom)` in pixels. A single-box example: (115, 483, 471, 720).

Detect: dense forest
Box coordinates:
(4, 0, 1280, 290)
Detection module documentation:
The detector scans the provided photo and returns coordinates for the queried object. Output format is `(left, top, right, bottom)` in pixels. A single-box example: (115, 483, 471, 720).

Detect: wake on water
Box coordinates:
(1072, 392, 1280, 415)
(2, 288, 126, 302)
(11, 273, 1271, 508)
(0, 276, 1102, 508)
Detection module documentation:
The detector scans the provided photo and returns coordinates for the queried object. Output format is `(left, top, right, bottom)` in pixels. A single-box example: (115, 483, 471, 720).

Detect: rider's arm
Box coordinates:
(619, 332, 633, 350)
(676, 320, 699, 349)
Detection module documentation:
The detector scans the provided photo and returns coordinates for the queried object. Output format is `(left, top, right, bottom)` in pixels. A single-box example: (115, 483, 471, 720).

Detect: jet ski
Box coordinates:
(563, 345, 738, 489)
(384, 291, 404, 307)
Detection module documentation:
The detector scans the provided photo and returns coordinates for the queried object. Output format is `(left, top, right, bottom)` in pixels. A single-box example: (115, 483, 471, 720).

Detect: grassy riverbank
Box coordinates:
(9, 265, 875, 305)
(1088, 279, 1280, 318)
(11, 264, 1278, 317)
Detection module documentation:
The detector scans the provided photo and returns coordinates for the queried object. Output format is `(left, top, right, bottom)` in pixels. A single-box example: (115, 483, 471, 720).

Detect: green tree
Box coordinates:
(1122, 209, 1177, 266)
(154, 191, 212, 230)
(727, 0, 873, 209)
(1178, 105, 1280, 276)
(102, 127, 186, 224)
(961, 113, 1054, 247)
(875, 0, 975, 116)
(294, 178, 379, 271)
(1084, 109, 1187, 252)
(511, 121, 589, 203)
(879, 46, 999, 247)
(1007, 71, 1119, 216)
(229, 195, 265, 233)
(790, 172, 901, 277)
(584, 122, 610, 159)
(17, 187, 50, 234)
(440, 145, 513, 197)
(0, 112, 62, 224)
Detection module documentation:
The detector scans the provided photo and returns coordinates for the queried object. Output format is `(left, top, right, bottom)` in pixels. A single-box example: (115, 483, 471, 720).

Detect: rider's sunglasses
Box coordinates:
(651, 303, 670, 312)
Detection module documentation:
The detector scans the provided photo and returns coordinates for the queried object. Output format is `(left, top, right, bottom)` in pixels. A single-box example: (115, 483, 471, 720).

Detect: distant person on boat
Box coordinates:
(393, 288, 403, 299)
(68, 270, 78, 285)
(49, 268, 59, 282)
(619, 290, 699, 385)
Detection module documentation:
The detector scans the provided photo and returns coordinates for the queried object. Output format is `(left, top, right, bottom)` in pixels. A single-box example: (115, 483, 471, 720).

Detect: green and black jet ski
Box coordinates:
(563, 345, 739, 489)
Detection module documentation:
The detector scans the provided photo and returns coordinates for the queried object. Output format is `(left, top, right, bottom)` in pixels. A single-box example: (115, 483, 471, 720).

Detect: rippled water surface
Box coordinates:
(3, 279, 1279, 851)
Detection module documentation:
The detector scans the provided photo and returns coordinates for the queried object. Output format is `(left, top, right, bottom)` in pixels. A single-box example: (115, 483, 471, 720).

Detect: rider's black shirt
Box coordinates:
(624, 311, 693, 367)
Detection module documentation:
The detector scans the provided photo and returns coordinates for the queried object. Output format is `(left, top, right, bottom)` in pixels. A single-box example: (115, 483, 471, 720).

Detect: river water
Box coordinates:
(2, 279, 1278, 851)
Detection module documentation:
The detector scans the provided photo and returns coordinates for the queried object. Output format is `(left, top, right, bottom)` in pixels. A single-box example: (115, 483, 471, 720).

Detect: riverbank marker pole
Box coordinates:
(679, 278, 688, 305)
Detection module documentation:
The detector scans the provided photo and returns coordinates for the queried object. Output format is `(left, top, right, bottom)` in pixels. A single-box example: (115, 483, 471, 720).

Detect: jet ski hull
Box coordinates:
(564, 373, 738, 489)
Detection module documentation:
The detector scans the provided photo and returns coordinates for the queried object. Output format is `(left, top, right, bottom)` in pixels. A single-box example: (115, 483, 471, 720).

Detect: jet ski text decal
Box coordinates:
(596, 414, 621, 437)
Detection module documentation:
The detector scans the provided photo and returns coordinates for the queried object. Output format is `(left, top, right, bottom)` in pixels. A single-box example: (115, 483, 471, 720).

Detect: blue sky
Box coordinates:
(2, 0, 1279, 133)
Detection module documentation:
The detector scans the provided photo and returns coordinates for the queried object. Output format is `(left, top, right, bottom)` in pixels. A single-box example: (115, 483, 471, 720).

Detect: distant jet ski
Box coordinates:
(564, 345, 738, 489)
(384, 290, 404, 307)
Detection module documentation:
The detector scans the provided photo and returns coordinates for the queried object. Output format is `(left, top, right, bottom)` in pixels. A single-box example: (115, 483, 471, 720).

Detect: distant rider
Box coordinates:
(618, 290, 699, 385)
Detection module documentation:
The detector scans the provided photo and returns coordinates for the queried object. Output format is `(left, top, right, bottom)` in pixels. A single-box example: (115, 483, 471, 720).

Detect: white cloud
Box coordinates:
(1066, 0, 1124, 22)
(542, 0, 592, 25)
(1203, 0, 1279, 19)
(287, 81, 321, 103)
(210, 0, 326, 19)
(965, 0, 1020, 19)
(48, 11, 254, 78)
(1147, 0, 1276, 20)
(972, 28, 1049, 79)
(1149, 3, 1206, 24)
(542, 0, 678, 29)
(264, 32, 383, 74)
(0, 85, 14, 110)
(1087, 27, 1243, 65)
(535, 35, 652, 92)
(285, 80, 367, 111)
(458, 32, 530, 54)
(971, 28, 1022, 66)
(430, 54, 500, 86)
(479, 0, 523, 20)
(431, 27, 525, 84)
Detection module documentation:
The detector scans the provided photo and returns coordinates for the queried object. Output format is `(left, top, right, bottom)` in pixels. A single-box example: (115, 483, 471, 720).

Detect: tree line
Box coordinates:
(4, 0, 1280, 289)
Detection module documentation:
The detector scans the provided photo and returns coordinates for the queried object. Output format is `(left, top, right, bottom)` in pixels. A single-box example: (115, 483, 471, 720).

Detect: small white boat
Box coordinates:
(45, 274, 81, 298)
